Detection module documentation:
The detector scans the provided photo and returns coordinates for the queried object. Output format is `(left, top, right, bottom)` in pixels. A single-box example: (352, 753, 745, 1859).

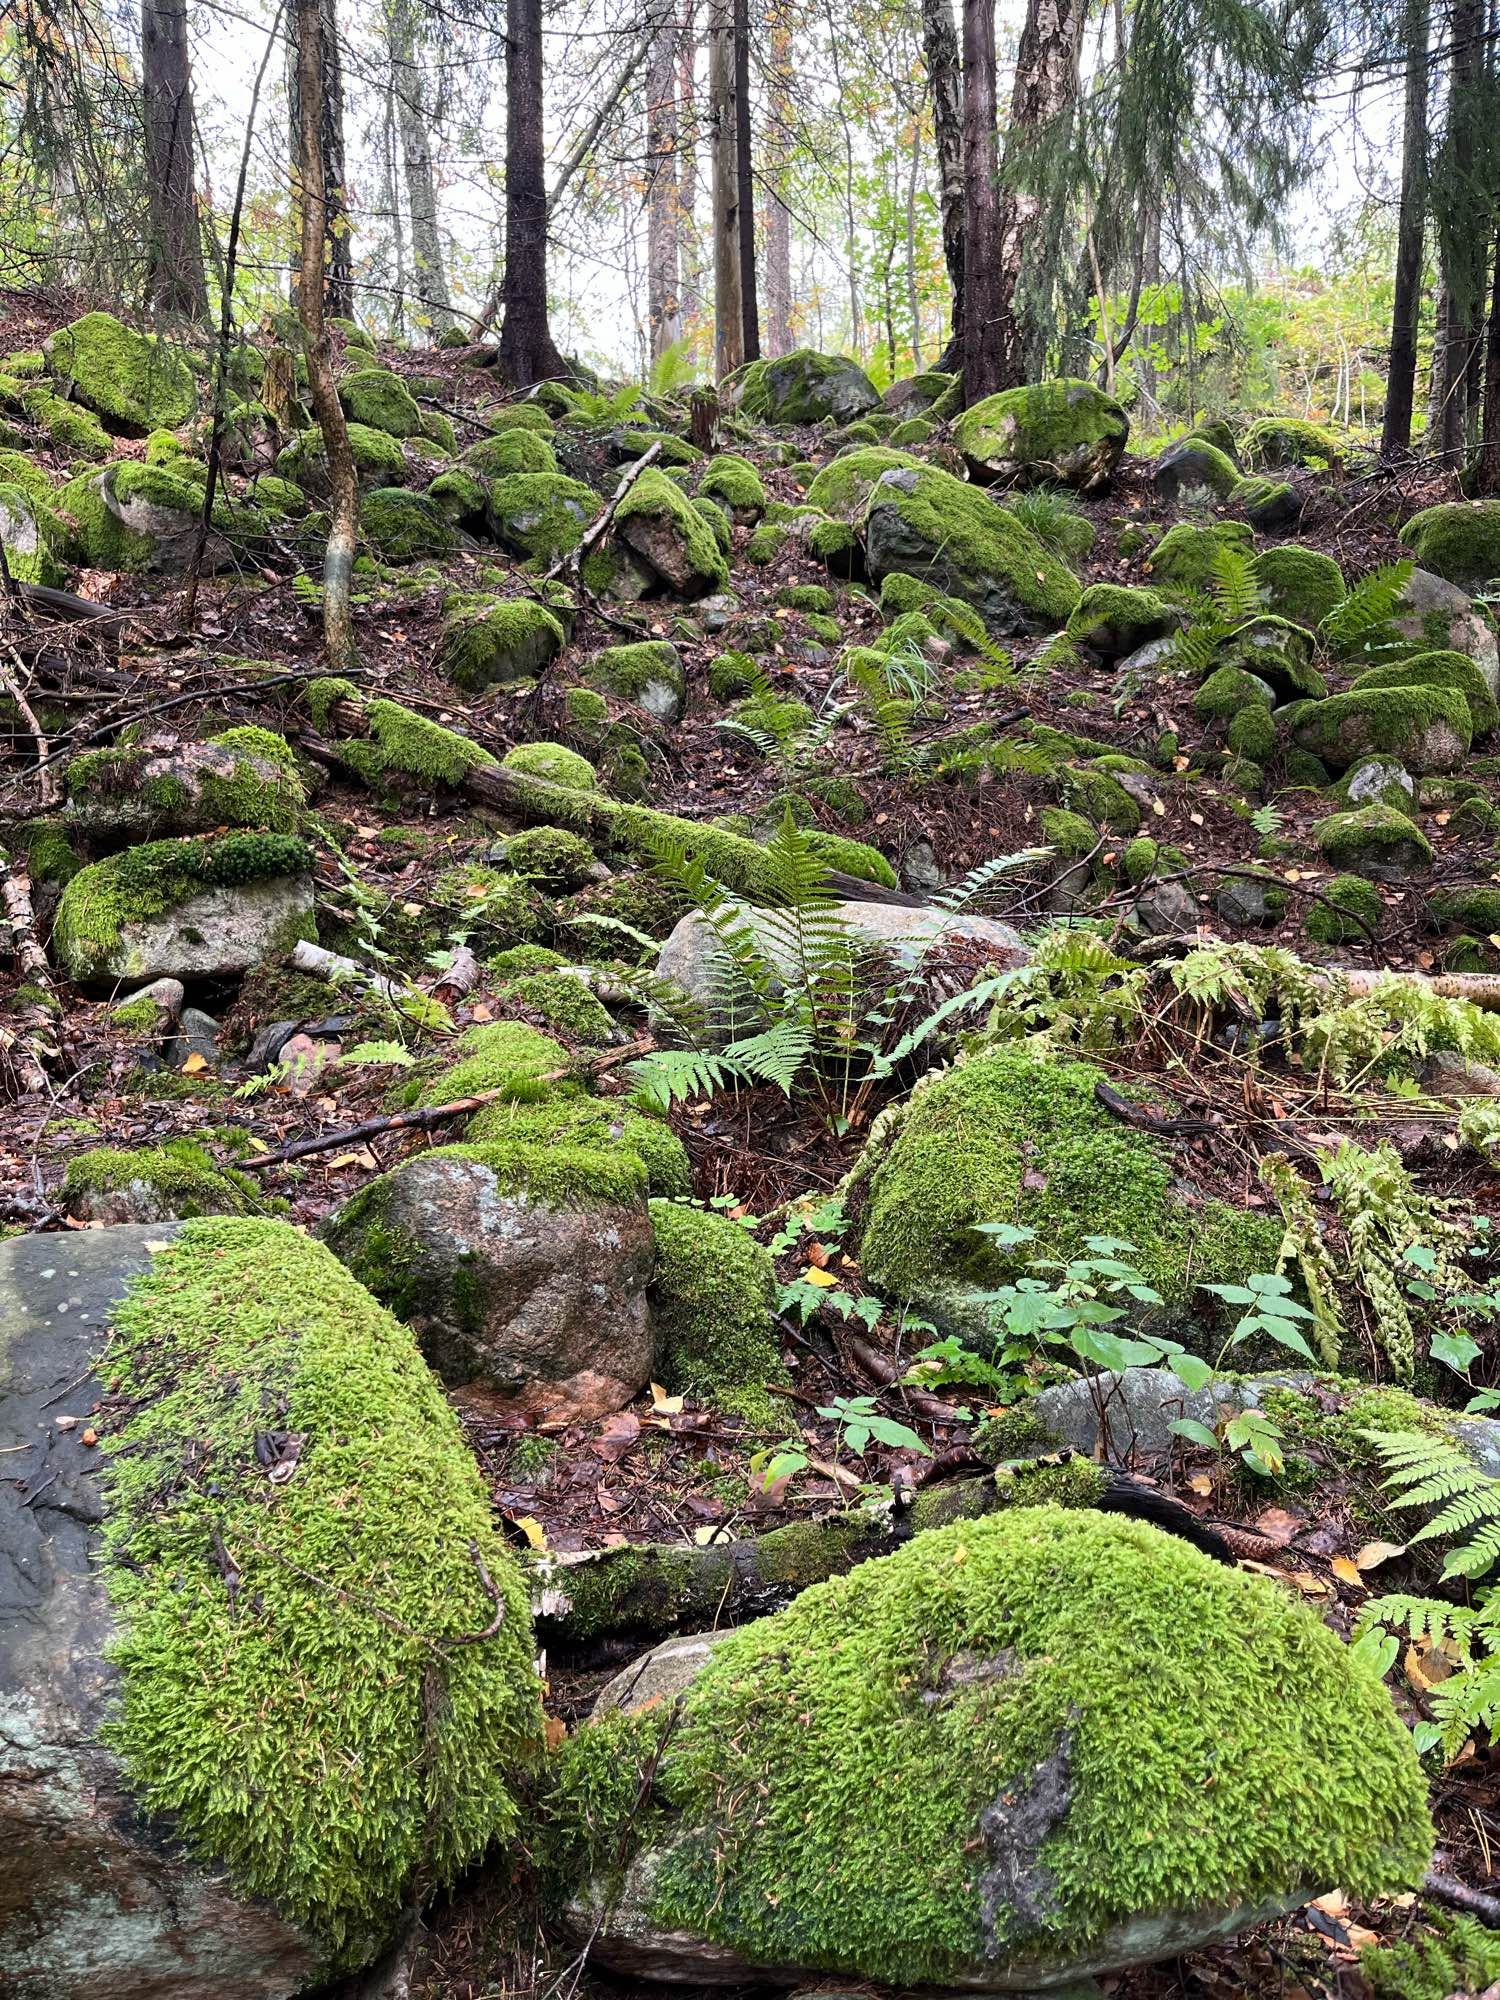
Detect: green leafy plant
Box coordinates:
(1317, 559, 1413, 662)
(1166, 544, 1268, 678)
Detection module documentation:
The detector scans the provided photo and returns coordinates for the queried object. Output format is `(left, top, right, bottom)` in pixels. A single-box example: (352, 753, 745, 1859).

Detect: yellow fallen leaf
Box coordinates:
(1291, 1570, 1330, 1596)
(693, 1524, 734, 1546)
(512, 1515, 549, 1551)
(1331, 1557, 1365, 1589)
(650, 1382, 685, 1416)
(179, 1051, 209, 1074)
(1189, 810, 1205, 826)
(801, 1266, 840, 1288)
(1186, 1473, 1214, 1497)
(1354, 1539, 1406, 1571)
(327, 1148, 379, 1170)
(1151, 797, 1166, 816)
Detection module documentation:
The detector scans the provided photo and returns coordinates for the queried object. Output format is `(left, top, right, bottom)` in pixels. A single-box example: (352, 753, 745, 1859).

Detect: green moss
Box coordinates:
(699, 452, 766, 516)
(890, 416, 935, 446)
(53, 832, 311, 981)
(494, 970, 617, 1046)
(1222, 704, 1275, 762)
(1243, 415, 1344, 471)
(338, 367, 423, 438)
(1254, 546, 1345, 625)
(0, 446, 54, 506)
(467, 1093, 690, 1196)
(806, 447, 924, 521)
(1194, 664, 1274, 723)
(359, 487, 457, 564)
(306, 676, 359, 730)
(1121, 835, 1161, 884)
(503, 825, 596, 885)
(277, 422, 407, 486)
(970, 1403, 1063, 1464)
(1294, 686, 1472, 770)
(98, 1219, 542, 1963)
(613, 467, 731, 592)
(61, 1139, 263, 1219)
(1426, 883, 1500, 933)
(1399, 500, 1500, 587)
(1063, 765, 1142, 833)
(582, 640, 686, 711)
(746, 521, 785, 564)
(810, 516, 858, 568)
(17, 386, 108, 458)
(488, 471, 602, 563)
(648, 1200, 786, 1420)
(708, 650, 757, 700)
(485, 402, 556, 435)
(44, 311, 196, 431)
(859, 1046, 1281, 1315)
(437, 595, 566, 692)
(463, 429, 558, 478)
(1307, 872, 1383, 945)
(954, 379, 1128, 488)
(1146, 520, 1256, 596)
(502, 741, 598, 790)
(1350, 648, 1499, 736)
(1315, 803, 1434, 874)
(55, 460, 205, 571)
(412, 1021, 570, 1108)
(360, 698, 498, 785)
(778, 582, 834, 614)
(427, 468, 488, 525)
(555, 1507, 1430, 1984)
(1064, 583, 1176, 658)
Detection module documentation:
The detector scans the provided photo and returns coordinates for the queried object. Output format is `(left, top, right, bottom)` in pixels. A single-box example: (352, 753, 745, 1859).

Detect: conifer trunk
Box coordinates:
(921, 0, 965, 369)
(709, 0, 743, 377)
(761, 0, 794, 355)
(646, 1, 683, 361)
(141, 0, 210, 321)
(496, 0, 571, 385)
(1382, 0, 1428, 455)
(733, 0, 759, 360)
(960, 0, 1002, 402)
(391, 7, 455, 336)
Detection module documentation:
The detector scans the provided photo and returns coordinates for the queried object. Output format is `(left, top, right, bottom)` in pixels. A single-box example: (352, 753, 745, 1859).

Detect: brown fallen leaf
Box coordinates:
(1331, 1557, 1365, 1589)
(594, 1410, 641, 1462)
(1253, 1504, 1306, 1546)
(543, 1714, 568, 1750)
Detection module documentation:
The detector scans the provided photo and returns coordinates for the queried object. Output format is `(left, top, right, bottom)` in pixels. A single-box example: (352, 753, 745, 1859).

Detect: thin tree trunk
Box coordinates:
(1476, 226, 1500, 494)
(991, 0, 1088, 389)
(391, 6, 455, 335)
(293, 0, 358, 668)
(960, 0, 1002, 402)
(497, 0, 571, 385)
(382, 70, 407, 338)
(646, 0, 683, 361)
(709, 0, 743, 376)
(678, 0, 704, 324)
(905, 119, 925, 369)
(1382, 0, 1429, 455)
(141, 0, 210, 320)
(287, 0, 353, 320)
(921, 0, 964, 369)
(761, 0, 794, 354)
(733, 0, 759, 360)
(1436, 0, 1484, 461)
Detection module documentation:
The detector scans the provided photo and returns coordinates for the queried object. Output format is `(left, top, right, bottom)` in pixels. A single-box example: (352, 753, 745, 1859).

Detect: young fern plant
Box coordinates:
(1317, 558, 1414, 664)
(1165, 544, 1268, 678)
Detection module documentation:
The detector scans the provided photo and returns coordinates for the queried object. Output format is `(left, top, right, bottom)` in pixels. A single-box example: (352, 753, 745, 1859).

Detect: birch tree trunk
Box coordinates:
(141, 0, 210, 320)
(390, 3, 455, 336)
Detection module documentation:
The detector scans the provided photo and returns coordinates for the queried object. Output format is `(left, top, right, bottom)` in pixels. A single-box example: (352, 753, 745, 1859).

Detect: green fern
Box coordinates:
(1257, 1154, 1343, 1366)
(1318, 559, 1414, 662)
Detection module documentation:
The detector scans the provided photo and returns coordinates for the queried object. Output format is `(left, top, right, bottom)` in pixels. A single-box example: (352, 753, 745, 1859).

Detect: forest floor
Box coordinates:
(3, 285, 1499, 1999)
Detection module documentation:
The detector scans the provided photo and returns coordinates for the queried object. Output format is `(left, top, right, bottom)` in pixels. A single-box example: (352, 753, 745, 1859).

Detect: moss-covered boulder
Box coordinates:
(1400, 501, 1500, 588)
(1314, 803, 1434, 879)
(648, 1200, 786, 1421)
(554, 1506, 1430, 1990)
(337, 366, 423, 438)
(581, 639, 686, 721)
(427, 466, 488, 529)
(64, 728, 305, 842)
(276, 421, 407, 493)
(60, 1139, 262, 1223)
(1243, 416, 1345, 472)
(1144, 519, 1256, 597)
(1151, 437, 1240, 507)
(0, 1220, 541, 1991)
(42, 311, 196, 433)
(503, 740, 598, 791)
(0, 481, 66, 585)
(861, 463, 1082, 634)
(53, 832, 316, 985)
(464, 427, 559, 478)
(1291, 686, 1471, 775)
(56, 460, 225, 574)
(1307, 872, 1384, 945)
(359, 487, 458, 563)
(1350, 647, 1499, 737)
(732, 348, 881, 426)
(1255, 545, 1345, 626)
(612, 467, 731, 597)
(1230, 475, 1302, 530)
(858, 1046, 1279, 1328)
(487, 471, 601, 563)
(1388, 566, 1499, 689)
(804, 446, 924, 522)
(437, 594, 567, 691)
(698, 451, 766, 522)
(1064, 584, 1179, 661)
(323, 1141, 656, 1422)
(954, 379, 1128, 492)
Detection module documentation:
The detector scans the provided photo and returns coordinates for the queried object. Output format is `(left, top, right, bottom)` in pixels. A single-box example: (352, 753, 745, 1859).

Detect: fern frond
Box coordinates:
(1318, 560, 1414, 661)
(1210, 545, 1266, 622)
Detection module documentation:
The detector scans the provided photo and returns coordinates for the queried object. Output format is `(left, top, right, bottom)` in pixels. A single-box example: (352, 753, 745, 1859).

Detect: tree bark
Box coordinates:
(991, 0, 1088, 390)
(921, 0, 964, 370)
(960, 0, 1002, 402)
(646, 0, 683, 361)
(1476, 226, 1500, 494)
(1382, 0, 1429, 456)
(287, 0, 353, 320)
(709, 0, 744, 377)
(677, 0, 705, 325)
(1434, 0, 1485, 462)
(391, 4, 455, 336)
(733, 0, 759, 360)
(293, 0, 359, 668)
(141, 0, 210, 321)
(761, 0, 794, 354)
(497, 0, 572, 385)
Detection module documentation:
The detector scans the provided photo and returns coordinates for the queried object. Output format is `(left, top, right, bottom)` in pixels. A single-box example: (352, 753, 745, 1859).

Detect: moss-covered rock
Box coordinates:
(437, 594, 566, 691)
(732, 348, 880, 425)
(612, 468, 731, 597)
(276, 421, 407, 492)
(337, 367, 423, 438)
(861, 462, 1082, 635)
(359, 487, 458, 563)
(0, 480, 66, 585)
(554, 1507, 1430, 1988)
(1243, 416, 1345, 472)
(464, 428, 559, 478)
(427, 466, 488, 528)
(1314, 803, 1434, 879)
(581, 640, 687, 721)
(805, 446, 925, 521)
(1229, 476, 1302, 530)
(1399, 500, 1500, 587)
(954, 379, 1128, 492)
(487, 471, 601, 563)
(64, 727, 305, 841)
(1194, 664, 1274, 723)
(1350, 647, 1499, 737)
(698, 452, 766, 521)
(56, 460, 221, 574)
(467, 1091, 689, 1194)
(648, 1200, 786, 1421)
(93, 1218, 542, 1963)
(43, 311, 196, 432)
(60, 1140, 262, 1223)
(1065, 583, 1178, 661)
(1255, 545, 1346, 626)
(1307, 872, 1384, 945)
(1151, 437, 1240, 506)
(1145, 519, 1256, 596)
(502, 740, 599, 790)
(859, 1046, 1280, 1318)
(1292, 686, 1471, 774)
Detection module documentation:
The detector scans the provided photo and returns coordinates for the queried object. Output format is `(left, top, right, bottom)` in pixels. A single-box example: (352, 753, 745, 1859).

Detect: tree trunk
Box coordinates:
(293, 0, 359, 669)
(391, 6, 455, 336)
(1434, 0, 1485, 462)
(709, 0, 743, 377)
(287, 0, 353, 321)
(960, 0, 1002, 402)
(646, 0, 683, 361)
(141, 0, 209, 320)
(1476, 225, 1500, 494)
(678, 0, 705, 324)
(905, 120, 925, 369)
(761, 0, 794, 354)
(733, 0, 759, 360)
(991, 0, 1088, 390)
(1382, 0, 1429, 456)
(497, 0, 572, 386)
(921, 0, 965, 369)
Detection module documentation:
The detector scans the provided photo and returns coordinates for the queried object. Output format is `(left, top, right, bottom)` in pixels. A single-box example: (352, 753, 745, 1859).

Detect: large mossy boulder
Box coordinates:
(612, 467, 731, 596)
(42, 311, 196, 433)
(1255, 545, 1346, 626)
(805, 445, 925, 521)
(464, 427, 559, 477)
(581, 638, 686, 721)
(64, 727, 305, 842)
(1143, 519, 1255, 597)
(1242, 416, 1345, 472)
(0, 481, 65, 585)
(359, 487, 458, 563)
(0, 1219, 541, 1996)
(1390, 566, 1499, 692)
(1314, 803, 1434, 880)
(861, 463, 1082, 634)
(323, 1138, 657, 1423)
(1151, 437, 1240, 507)
(437, 594, 567, 691)
(1291, 686, 1471, 775)
(1063, 583, 1179, 661)
(53, 832, 316, 985)
(487, 471, 601, 562)
(1399, 501, 1500, 588)
(276, 421, 408, 493)
(337, 366, 424, 438)
(57, 460, 226, 574)
(1349, 648, 1499, 737)
(553, 1507, 1430, 1991)
(733, 348, 881, 426)
(857, 1046, 1280, 1329)
(954, 379, 1128, 492)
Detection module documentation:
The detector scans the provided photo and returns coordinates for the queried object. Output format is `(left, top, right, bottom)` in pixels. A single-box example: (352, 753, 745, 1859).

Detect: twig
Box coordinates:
(443, 1540, 507, 1646)
(0, 644, 57, 806)
(545, 439, 665, 585)
(1424, 1868, 1500, 1927)
(242, 1036, 654, 1169)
